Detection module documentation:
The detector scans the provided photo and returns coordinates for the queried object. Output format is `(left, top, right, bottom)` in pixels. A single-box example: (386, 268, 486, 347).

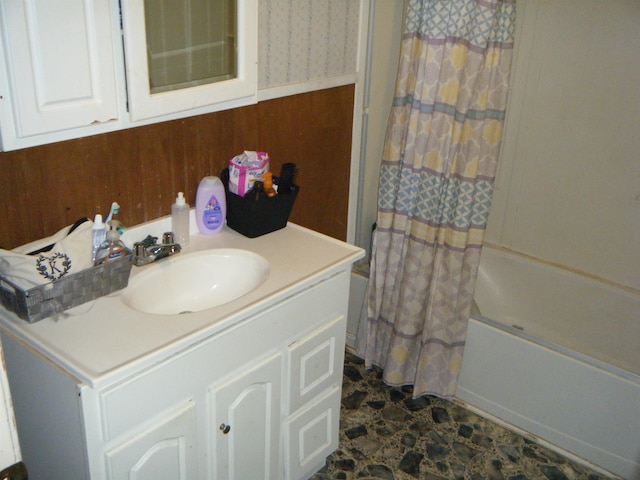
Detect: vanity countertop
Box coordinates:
(0, 217, 364, 390)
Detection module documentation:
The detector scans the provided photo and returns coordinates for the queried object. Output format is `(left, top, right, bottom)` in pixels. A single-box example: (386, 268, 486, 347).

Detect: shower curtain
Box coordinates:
(356, 0, 516, 398)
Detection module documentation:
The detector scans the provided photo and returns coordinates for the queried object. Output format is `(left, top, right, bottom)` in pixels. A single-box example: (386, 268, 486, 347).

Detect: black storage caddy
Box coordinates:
(225, 184, 299, 238)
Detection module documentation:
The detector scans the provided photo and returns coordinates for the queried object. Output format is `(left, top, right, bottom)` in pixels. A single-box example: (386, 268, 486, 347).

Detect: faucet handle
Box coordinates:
(137, 235, 158, 247)
(134, 242, 147, 258)
(162, 232, 175, 245)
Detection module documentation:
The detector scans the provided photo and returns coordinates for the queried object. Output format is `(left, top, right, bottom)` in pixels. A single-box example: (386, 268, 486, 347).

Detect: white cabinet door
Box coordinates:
(120, 0, 257, 121)
(209, 351, 282, 480)
(0, 0, 119, 150)
(104, 400, 198, 480)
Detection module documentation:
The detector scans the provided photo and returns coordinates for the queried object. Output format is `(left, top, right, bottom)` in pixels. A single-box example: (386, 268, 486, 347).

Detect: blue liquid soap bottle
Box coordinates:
(195, 176, 226, 235)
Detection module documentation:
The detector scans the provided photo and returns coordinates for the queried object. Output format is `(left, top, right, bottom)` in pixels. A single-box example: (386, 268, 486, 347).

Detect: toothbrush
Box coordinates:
(104, 202, 126, 234)
(104, 202, 120, 225)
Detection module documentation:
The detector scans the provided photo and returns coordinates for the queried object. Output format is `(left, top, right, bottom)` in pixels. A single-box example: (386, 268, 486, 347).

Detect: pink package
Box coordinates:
(228, 151, 270, 197)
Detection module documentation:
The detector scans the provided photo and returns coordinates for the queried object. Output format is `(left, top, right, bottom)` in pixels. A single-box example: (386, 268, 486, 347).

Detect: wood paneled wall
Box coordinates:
(0, 86, 354, 249)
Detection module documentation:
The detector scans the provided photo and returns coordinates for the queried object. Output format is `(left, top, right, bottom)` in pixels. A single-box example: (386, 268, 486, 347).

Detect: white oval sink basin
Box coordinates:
(122, 249, 269, 315)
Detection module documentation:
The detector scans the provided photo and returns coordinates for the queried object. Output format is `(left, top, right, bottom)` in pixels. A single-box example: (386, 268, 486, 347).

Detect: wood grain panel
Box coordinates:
(0, 86, 354, 249)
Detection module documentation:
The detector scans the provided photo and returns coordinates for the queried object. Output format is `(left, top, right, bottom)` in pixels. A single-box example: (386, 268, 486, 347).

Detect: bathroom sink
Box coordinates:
(122, 249, 270, 315)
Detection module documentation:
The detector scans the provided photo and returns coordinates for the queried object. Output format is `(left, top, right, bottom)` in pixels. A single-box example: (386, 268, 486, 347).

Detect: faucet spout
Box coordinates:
(147, 243, 181, 260)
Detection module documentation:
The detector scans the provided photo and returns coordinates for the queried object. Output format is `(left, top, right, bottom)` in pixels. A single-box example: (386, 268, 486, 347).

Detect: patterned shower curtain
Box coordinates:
(356, 0, 516, 398)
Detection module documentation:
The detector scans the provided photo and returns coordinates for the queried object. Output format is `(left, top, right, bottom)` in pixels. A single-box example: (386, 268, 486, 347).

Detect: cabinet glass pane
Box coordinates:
(143, 0, 236, 94)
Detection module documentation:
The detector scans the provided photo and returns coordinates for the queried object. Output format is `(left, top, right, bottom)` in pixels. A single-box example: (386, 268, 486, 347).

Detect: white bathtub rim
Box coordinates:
(470, 312, 640, 385)
(480, 244, 639, 295)
(475, 245, 640, 377)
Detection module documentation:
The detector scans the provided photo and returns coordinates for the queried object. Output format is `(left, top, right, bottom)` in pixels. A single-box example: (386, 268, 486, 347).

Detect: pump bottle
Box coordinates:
(171, 192, 190, 246)
(94, 225, 128, 265)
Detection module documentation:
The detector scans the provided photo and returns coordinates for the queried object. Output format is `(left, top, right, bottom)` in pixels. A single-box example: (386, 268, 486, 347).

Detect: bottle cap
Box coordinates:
(263, 172, 273, 187)
(106, 227, 119, 241)
(176, 192, 186, 206)
(93, 214, 104, 228)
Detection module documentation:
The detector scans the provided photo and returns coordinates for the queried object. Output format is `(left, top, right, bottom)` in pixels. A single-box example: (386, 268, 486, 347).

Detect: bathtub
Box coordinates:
(457, 245, 640, 480)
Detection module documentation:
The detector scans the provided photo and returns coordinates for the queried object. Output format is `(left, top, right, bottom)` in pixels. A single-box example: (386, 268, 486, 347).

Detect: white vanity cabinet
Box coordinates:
(1, 270, 349, 480)
(0, 0, 257, 151)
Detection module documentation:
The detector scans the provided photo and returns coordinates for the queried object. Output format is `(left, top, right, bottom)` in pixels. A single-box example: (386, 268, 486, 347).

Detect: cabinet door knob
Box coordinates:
(219, 423, 231, 434)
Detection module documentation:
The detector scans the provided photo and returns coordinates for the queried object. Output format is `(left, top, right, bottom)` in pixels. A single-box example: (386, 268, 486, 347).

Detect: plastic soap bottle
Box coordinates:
(171, 192, 190, 246)
(195, 176, 226, 235)
(94, 224, 128, 265)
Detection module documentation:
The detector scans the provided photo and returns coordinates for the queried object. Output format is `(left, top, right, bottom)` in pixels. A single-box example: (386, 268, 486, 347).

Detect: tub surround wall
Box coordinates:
(0, 86, 354, 249)
(485, 0, 640, 291)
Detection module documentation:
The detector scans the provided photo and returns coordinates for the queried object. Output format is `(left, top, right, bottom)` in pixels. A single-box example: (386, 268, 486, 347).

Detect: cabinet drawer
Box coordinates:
(284, 386, 341, 480)
(287, 316, 346, 415)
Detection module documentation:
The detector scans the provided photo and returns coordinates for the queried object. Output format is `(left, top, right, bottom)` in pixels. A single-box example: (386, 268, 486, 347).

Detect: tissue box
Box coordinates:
(228, 151, 270, 197)
(226, 186, 299, 238)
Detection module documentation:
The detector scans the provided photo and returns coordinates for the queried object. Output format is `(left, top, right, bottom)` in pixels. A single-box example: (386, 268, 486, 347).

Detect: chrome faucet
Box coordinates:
(133, 232, 182, 266)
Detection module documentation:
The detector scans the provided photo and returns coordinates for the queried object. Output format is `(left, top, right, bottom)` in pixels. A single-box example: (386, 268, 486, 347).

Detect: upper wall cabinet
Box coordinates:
(0, 0, 258, 151)
(121, 0, 257, 121)
(0, 0, 120, 151)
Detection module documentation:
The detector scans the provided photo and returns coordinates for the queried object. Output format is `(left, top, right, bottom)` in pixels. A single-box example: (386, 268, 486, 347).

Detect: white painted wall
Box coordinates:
(356, 0, 406, 255)
(486, 0, 640, 291)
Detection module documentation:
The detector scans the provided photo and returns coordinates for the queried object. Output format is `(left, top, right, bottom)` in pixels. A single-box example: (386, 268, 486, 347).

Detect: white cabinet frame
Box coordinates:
(0, 0, 258, 150)
(0, 0, 121, 150)
(120, 0, 257, 121)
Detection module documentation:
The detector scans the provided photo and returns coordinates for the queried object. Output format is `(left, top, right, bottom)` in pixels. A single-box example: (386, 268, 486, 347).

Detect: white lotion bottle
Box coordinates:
(195, 176, 226, 235)
(171, 192, 190, 245)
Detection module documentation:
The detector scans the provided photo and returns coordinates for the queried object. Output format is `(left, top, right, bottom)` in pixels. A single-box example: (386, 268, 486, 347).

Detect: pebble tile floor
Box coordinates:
(309, 351, 616, 480)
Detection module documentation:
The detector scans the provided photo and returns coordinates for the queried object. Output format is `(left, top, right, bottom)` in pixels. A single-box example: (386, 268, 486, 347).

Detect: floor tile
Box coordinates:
(310, 352, 615, 480)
